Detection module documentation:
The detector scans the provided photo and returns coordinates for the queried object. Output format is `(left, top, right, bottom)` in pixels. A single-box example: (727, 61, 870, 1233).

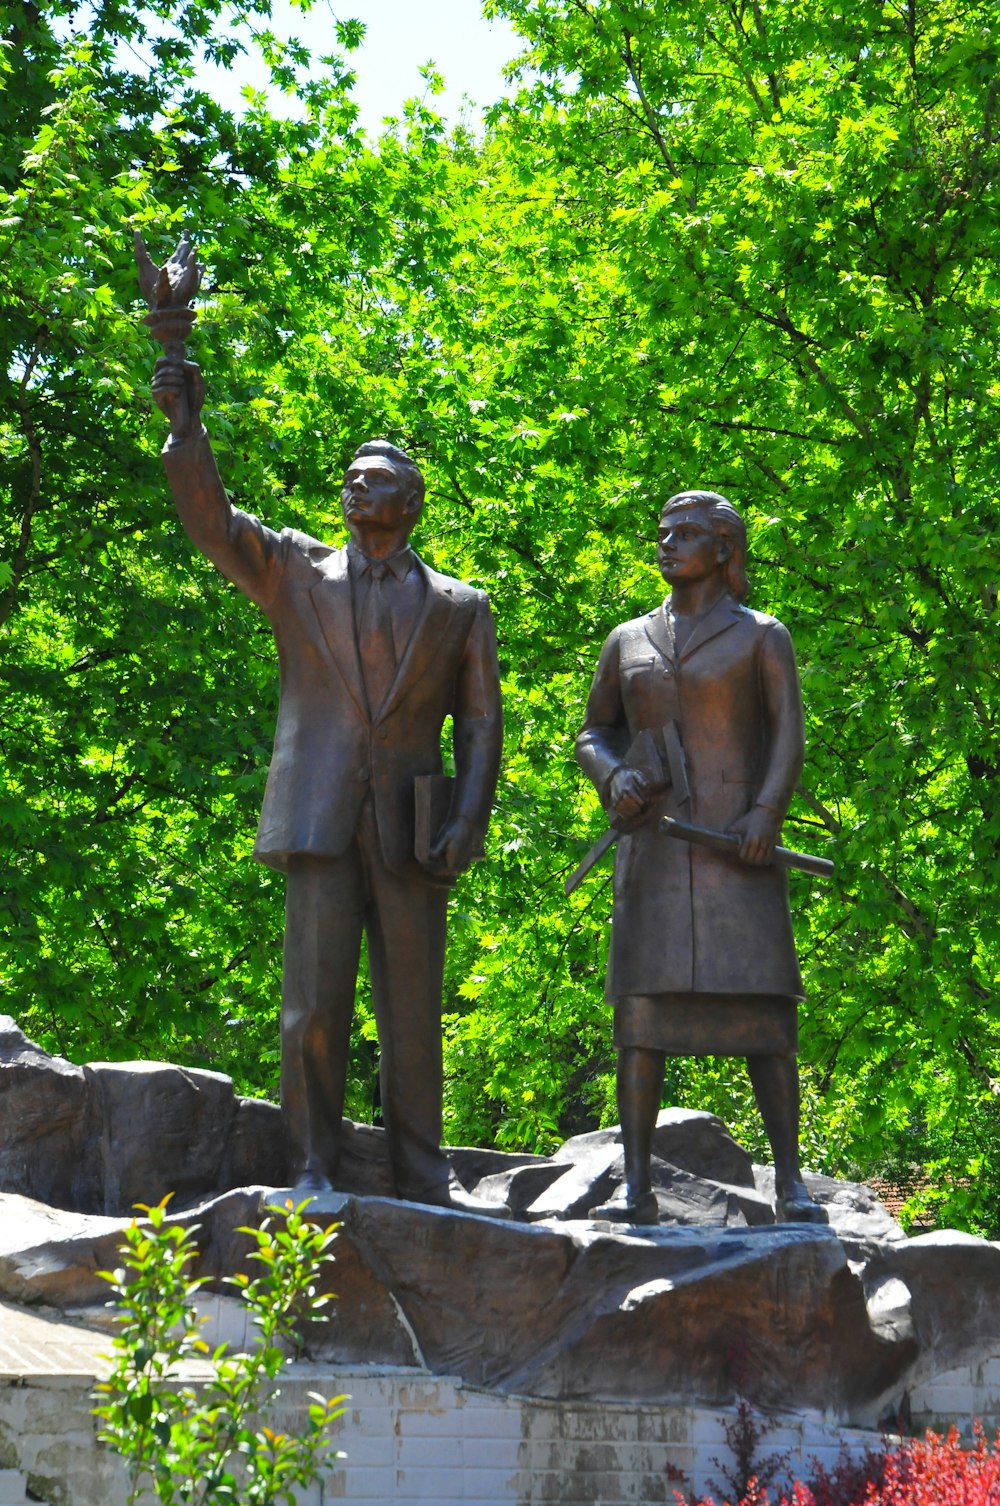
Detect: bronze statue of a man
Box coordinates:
(576, 490, 825, 1225)
(150, 354, 504, 1214)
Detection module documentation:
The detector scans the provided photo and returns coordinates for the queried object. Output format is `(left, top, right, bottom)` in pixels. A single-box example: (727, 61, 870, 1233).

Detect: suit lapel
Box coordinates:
(675, 592, 744, 661)
(376, 558, 457, 723)
(643, 601, 677, 667)
(308, 550, 369, 720)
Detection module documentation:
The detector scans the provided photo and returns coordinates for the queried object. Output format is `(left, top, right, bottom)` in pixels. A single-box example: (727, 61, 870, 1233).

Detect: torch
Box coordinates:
(134, 231, 204, 358)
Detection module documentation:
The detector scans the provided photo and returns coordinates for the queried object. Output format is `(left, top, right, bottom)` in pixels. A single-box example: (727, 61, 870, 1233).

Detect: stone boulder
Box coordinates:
(11, 1183, 918, 1420)
(86, 1061, 242, 1214)
(0, 1020, 261, 1215)
(649, 1108, 756, 1187)
(286, 1194, 914, 1414)
(753, 1165, 908, 1249)
(872, 1230, 1000, 1374)
(0, 1015, 904, 1242)
(0, 1019, 99, 1213)
(0, 1194, 130, 1306)
(5, 1014, 992, 1431)
(0, 1018, 397, 1213)
(515, 1110, 771, 1227)
(12, 1178, 1000, 1429)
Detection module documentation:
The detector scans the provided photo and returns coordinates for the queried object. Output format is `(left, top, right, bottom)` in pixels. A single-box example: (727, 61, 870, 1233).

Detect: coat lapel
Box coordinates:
(652, 591, 744, 664)
(643, 601, 677, 666)
(308, 550, 369, 720)
(678, 592, 744, 661)
(376, 557, 457, 723)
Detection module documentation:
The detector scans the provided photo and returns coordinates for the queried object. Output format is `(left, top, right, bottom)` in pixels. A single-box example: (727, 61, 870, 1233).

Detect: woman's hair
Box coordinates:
(660, 489, 749, 602)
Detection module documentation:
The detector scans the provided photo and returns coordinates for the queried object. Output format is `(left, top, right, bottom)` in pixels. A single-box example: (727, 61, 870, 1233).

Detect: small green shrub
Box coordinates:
(94, 1196, 346, 1505)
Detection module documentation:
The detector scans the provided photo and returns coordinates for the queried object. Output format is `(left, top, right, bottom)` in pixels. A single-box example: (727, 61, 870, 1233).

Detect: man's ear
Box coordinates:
(717, 539, 732, 563)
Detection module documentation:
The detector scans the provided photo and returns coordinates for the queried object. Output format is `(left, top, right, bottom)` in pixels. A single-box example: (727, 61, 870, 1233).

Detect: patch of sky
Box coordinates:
(57, 0, 522, 137)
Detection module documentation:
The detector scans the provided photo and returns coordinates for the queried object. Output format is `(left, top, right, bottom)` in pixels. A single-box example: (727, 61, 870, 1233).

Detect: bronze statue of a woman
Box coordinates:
(576, 490, 825, 1225)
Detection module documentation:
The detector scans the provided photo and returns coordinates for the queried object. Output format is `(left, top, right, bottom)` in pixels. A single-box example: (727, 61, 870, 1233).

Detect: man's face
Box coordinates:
(657, 508, 729, 586)
(341, 456, 414, 534)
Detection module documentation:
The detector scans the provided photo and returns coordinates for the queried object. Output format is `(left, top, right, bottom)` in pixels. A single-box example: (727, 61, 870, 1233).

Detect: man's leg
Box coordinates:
(362, 835, 508, 1214)
(363, 857, 451, 1200)
(590, 1043, 664, 1223)
(745, 1052, 826, 1223)
(282, 852, 364, 1190)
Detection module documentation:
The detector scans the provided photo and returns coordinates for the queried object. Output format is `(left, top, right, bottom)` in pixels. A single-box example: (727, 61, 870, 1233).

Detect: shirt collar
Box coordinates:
(347, 540, 415, 581)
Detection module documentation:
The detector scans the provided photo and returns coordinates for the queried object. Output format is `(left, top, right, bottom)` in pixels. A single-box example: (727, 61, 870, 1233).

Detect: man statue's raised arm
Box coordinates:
(137, 231, 286, 610)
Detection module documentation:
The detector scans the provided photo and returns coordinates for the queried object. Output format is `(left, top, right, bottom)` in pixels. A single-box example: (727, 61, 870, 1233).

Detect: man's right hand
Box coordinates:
(152, 357, 205, 442)
(608, 765, 650, 820)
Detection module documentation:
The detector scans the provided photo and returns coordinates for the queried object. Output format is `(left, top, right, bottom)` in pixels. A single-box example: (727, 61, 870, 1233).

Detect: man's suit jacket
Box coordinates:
(576, 591, 804, 999)
(163, 432, 502, 876)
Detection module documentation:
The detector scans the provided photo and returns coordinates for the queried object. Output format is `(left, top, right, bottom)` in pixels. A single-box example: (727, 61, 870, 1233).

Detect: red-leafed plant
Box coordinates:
(683, 1423, 1000, 1506)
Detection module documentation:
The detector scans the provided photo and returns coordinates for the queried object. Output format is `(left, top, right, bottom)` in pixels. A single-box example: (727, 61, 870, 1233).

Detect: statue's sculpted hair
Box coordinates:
(661, 489, 749, 603)
(353, 439, 425, 516)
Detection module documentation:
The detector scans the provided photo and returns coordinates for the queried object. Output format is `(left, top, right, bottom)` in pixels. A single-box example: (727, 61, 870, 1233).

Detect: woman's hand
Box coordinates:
(728, 804, 781, 865)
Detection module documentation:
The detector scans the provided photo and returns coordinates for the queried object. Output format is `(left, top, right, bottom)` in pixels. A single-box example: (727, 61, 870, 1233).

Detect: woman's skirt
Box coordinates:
(614, 991, 798, 1056)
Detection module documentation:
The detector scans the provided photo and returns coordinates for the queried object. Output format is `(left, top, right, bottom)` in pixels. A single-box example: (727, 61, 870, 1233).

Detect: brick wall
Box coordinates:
(0, 1362, 907, 1505)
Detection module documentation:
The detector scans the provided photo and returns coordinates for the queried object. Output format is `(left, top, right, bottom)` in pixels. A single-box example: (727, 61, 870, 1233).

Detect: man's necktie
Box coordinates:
(359, 560, 396, 713)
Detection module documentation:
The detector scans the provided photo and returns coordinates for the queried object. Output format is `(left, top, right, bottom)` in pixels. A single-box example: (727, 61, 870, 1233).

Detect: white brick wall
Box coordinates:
(0, 1360, 988, 1505)
(0, 1468, 28, 1506)
(909, 1351, 1000, 1435)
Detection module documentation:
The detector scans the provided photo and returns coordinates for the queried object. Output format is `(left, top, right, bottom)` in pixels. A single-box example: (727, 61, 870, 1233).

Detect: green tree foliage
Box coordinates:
(2, 0, 998, 1229)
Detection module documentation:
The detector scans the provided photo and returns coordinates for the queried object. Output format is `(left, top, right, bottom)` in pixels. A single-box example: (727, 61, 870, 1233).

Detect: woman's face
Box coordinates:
(657, 507, 728, 586)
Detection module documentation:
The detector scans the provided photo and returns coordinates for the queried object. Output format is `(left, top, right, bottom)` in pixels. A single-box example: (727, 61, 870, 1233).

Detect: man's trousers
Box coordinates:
(280, 797, 451, 1197)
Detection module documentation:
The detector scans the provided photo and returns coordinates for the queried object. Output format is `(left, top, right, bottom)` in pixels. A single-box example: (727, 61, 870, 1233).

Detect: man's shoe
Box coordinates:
(589, 1188, 660, 1225)
(406, 1181, 513, 1219)
(295, 1167, 335, 1194)
(775, 1180, 828, 1225)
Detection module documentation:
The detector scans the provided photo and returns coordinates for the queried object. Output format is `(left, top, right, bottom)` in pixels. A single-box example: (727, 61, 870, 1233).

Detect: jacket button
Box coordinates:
(358, 768, 370, 781)
(378, 728, 388, 741)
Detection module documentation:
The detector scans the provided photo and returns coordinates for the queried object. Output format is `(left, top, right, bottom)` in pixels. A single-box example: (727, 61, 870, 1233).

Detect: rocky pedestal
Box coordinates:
(0, 1015, 996, 1428)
